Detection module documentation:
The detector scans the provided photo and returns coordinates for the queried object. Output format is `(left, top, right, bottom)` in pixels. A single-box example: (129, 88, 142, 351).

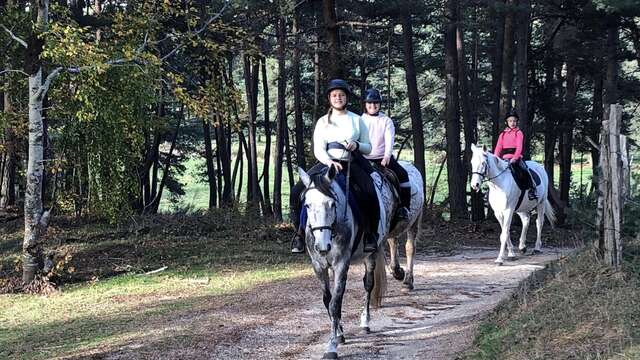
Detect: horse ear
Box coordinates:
(471, 143, 478, 152)
(326, 164, 337, 181)
(299, 167, 311, 187)
(482, 144, 487, 152)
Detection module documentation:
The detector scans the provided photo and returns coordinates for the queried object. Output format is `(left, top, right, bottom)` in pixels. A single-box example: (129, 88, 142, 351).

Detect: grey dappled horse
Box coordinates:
(469, 144, 556, 264)
(298, 161, 424, 359)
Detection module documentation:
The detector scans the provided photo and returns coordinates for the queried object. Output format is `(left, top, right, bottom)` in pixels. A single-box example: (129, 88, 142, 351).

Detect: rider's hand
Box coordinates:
(381, 156, 390, 167)
(345, 141, 358, 152)
(328, 161, 343, 171)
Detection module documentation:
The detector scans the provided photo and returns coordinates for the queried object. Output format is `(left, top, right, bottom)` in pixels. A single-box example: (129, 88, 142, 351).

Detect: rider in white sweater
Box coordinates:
(290, 79, 380, 254)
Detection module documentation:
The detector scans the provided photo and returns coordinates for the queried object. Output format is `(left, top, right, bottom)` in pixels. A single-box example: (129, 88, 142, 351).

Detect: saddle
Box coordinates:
(510, 161, 541, 191)
(371, 162, 401, 201)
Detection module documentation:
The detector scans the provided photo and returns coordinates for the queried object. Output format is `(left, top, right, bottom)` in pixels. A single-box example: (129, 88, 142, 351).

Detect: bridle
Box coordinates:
(303, 187, 339, 240)
(472, 154, 510, 183)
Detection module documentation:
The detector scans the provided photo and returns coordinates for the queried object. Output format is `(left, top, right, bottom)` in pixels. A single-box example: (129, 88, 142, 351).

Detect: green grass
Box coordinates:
(161, 147, 604, 217)
(0, 212, 308, 359)
(463, 239, 640, 360)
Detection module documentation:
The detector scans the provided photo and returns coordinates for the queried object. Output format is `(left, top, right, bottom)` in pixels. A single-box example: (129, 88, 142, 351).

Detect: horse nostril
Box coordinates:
(327, 243, 332, 252)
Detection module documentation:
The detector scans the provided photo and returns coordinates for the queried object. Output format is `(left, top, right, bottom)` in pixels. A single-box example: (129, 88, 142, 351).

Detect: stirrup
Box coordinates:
(528, 190, 537, 201)
(291, 233, 305, 254)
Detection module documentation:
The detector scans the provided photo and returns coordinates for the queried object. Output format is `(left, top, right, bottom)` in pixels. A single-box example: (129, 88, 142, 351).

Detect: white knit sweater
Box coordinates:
(313, 110, 372, 165)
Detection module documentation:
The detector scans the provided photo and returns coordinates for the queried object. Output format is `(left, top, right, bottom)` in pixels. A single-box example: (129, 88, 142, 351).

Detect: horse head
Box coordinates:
(470, 143, 489, 191)
(299, 165, 341, 255)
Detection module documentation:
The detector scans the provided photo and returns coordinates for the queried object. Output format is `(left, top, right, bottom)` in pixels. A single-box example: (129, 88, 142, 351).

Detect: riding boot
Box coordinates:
(290, 229, 305, 254)
(395, 187, 411, 220)
(363, 232, 378, 253)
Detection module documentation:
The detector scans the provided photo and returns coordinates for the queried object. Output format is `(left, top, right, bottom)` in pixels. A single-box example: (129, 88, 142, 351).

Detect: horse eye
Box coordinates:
(330, 203, 336, 208)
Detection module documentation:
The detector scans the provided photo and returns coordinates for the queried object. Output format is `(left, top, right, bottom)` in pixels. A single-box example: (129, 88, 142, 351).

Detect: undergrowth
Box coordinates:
(465, 239, 640, 360)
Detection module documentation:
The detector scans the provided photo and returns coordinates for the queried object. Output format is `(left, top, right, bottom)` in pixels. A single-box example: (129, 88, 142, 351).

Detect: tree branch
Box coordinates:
(0, 69, 28, 77)
(160, 0, 230, 62)
(34, 67, 64, 101)
(1, 25, 28, 48)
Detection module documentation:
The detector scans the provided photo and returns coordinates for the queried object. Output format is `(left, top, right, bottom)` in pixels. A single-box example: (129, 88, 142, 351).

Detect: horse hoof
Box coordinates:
(323, 352, 338, 359)
(533, 249, 542, 255)
(494, 260, 504, 266)
(337, 335, 346, 344)
(401, 283, 414, 292)
(392, 267, 405, 281)
(362, 327, 370, 334)
(519, 246, 527, 255)
(506, 256, 518, 262)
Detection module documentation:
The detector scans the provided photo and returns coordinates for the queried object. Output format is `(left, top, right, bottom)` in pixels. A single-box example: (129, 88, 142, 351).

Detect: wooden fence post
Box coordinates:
(597, 104, 627, 269)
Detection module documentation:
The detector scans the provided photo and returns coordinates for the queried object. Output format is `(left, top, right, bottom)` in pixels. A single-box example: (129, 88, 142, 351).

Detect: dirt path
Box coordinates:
(105, 247, 571, 360)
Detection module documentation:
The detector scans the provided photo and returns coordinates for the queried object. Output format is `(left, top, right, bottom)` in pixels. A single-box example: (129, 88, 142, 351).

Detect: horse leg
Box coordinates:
(534, 202, 545, 254)
(360, 254, 376, 334)
(517, 212, 531, 255)
(387, 236, 404, 281)
(403, 217, 420, 291)
(323, 262, 349, 360)
(495, 210, 514, 264)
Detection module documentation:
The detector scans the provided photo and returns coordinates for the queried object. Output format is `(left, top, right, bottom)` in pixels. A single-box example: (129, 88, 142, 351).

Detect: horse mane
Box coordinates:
(310, 172, 336, 199)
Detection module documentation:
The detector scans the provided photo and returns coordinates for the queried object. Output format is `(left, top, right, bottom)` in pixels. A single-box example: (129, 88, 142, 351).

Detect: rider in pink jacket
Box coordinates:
(494, 111, 537, 200)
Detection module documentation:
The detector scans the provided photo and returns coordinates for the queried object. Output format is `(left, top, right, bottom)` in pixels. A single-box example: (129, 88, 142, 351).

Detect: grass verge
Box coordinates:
(464, 239, 640, 360)
(0, 210, 308, 359)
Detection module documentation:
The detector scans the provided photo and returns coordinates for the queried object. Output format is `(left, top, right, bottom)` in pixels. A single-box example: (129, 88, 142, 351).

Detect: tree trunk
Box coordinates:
(322, 0, 340, 79)
(242, 55, 260, 207)
(590, 72, 603, 194)
(261, 57, 273, 216)
(273, 15, 286, 221)
(603, 25, 618, 107)
(1, 86, 17, 209)
(457, 5, 483, 222)
(292, 11, 306, 170)
(444, 0, 468, 220)
(559, 61, 578, 204)
(23, 0, 51, 283)
(147, 112, 182, 214)
(515, 0, 531, 158)
(216, 117, 233, 205)
(203, 118, 217, 209)
(543, 60, 557, 184)
(498, 0, 516, 122)
(232, 132, 244, 202)
(490, 0, 505, 146)
(400, 14, 426, 197)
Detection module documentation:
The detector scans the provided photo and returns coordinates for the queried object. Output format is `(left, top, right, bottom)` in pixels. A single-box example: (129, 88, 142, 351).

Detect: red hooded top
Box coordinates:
(494, 127, 524, 161)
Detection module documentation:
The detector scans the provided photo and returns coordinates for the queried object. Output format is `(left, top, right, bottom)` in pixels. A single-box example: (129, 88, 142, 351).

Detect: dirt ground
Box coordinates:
(98, 246, 572, 360)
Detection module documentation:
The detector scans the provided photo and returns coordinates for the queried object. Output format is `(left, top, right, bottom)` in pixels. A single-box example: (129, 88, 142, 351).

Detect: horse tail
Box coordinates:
(371, 249, 387, 308)
(544, 198, 556, 228)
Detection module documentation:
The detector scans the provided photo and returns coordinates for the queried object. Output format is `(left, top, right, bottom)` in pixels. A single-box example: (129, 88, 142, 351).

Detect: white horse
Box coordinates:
(298, 161, 423, 359)
(469, 144, 556, 264)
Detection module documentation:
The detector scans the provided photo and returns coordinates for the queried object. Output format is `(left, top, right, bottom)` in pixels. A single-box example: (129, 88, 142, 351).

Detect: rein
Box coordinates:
(473, 155, 510, 183)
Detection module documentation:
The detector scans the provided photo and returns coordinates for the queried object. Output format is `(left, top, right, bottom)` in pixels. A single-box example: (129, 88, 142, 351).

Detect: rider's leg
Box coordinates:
(350, 156, 380, 253)
(387, 156, 411, 219)
(519, 160, 537, 200)
(290, 163, 327, 253)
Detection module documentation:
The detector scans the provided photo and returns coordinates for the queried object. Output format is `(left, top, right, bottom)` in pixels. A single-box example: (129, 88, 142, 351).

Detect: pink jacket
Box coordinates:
(494, 127, 524, 161)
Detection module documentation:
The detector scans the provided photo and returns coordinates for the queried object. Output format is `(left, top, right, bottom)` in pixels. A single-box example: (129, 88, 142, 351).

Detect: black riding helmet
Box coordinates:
(504, 110, 519, 121)
(364, 88, 383, 103)
(325, 79, 351, 96)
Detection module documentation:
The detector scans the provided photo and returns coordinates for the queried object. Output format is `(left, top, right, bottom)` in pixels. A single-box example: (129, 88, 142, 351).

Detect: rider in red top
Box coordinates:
(494, 111, 537, 200)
